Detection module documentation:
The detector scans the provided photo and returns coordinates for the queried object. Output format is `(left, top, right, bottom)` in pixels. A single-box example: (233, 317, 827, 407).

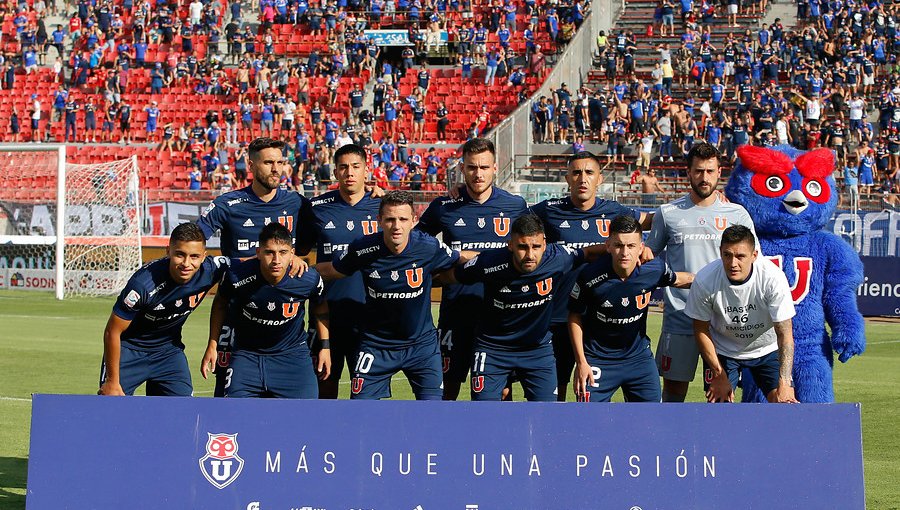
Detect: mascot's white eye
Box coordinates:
(805, 180, 823, 197)
(765, 175, 786, 193)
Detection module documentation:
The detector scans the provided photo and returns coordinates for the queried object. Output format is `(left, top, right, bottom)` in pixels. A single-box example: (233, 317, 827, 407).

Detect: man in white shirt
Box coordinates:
(685, 225, 798, 404)
(847, 95, 866, 143)
(805, 94, 821, 128)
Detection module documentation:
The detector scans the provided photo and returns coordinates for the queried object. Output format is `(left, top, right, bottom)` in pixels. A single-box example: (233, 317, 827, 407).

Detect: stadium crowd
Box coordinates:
(526, 0, 900, 209)
(3, 0, 585, 193)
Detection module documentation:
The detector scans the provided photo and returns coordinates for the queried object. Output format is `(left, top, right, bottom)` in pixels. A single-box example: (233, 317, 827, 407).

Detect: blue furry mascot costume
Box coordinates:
(725, 145, 866, 403)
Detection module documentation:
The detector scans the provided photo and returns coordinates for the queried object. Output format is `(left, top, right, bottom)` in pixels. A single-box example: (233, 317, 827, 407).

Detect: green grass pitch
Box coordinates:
(0, 290, 897, 509)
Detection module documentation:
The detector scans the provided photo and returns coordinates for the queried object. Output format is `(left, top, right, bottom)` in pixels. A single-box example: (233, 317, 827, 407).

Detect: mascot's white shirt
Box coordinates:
(685, 257, 796, 360)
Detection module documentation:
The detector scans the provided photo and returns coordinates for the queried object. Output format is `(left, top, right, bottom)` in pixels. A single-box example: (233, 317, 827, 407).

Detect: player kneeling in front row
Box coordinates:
(685, 225, 798, 403)
(202, 222, 330, 398)
(99, 223, 228, 396)
(568, 215, 693, 402)
(317, 191, 468, 400)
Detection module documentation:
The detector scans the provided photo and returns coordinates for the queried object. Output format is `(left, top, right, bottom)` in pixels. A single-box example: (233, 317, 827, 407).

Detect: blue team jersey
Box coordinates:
(306, 190, 381, 328)
(219, 259, 325, 354)
(112, 256, 229, 350)
(332, 230, 459, 348)
(454, 244, 584, 351)
(197, 185, 312, 257)
(417, 187, 527, 321)
(569, 257, 676, 360)
(530, 196, 640, 324)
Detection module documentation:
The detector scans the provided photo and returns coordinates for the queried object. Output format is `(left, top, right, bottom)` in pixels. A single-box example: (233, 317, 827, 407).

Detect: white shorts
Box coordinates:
(725, 62, 735, 76)
(655, 332, 700, 382)
(727, 4, 738, 14)
(863, 74, 875, 86)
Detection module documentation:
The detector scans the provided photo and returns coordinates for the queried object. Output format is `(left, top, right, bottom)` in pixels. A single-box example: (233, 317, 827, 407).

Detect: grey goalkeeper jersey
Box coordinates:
(645, 195, 757, 335)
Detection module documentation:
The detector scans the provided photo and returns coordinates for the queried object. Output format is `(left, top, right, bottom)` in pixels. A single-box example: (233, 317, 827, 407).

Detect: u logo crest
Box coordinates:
(189, 291, 207, 308)
(596, 219, 611, 237)
(714, 216, 728, 231)
(361, 220, 378, 235)
(767, 255, 813, 304)
(277, 215, 294, 231)
(635, 292, 651, 309)
(282, 302, 300, 318)
(536, 277, 553, 296)
(493, 217, 510, 237)
(406, 267, 424, 288)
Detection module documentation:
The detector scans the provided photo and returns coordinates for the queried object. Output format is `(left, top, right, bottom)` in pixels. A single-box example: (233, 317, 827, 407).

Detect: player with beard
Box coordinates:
(197, 137, 314, 397)
(645, 142, 758, 402)
(416, 138, 528, 400)
(530, 151, 652, 400)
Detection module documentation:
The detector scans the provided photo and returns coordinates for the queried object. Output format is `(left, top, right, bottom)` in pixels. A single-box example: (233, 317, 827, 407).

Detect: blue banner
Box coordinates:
(362, 29, 448, 46)
(858, 256, 900, 316)
(27, 395, 864, 509)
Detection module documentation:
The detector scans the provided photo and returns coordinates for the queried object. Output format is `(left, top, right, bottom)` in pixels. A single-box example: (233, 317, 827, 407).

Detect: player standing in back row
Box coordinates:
(530, 150, 652, 400)
(645, 142, 757, 402)
(197, 137, 313, 397)
(417, 137, 528, 400)
(304, 143, 381, 398)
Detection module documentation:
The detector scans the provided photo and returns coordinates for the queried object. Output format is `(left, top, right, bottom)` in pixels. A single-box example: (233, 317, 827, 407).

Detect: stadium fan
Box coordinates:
(569, 215, 693, 403)
(98, 223, 228, 397)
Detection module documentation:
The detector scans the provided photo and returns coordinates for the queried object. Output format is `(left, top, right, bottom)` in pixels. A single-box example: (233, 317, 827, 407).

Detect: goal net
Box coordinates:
(0, 146, 141, 298)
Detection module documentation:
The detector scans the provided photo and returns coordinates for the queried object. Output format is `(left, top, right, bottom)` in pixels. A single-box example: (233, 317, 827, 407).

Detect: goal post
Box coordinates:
(0, 145, 142, 299)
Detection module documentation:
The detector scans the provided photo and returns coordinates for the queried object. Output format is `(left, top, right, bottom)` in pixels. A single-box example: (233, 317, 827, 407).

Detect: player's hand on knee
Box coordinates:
(769, 382, 799, 403)
(573, 361, 594, 402)
(98, 380, 125, 396)
(289, 254, 309, 277)
(316, 349, 332, 380)
(200, 344, 217, 379)
(706, 373, 733, 403)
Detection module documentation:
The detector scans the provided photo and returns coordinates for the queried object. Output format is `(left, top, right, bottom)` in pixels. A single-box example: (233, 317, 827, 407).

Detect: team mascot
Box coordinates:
(724, 144, 866, 403)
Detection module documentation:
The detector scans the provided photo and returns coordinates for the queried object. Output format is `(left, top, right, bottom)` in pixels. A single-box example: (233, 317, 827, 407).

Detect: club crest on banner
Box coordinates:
(198, 433, 244, 490)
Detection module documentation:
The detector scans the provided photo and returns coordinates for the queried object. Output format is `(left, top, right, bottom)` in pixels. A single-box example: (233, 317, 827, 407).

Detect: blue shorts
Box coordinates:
(351, 337, 443, 400)
(225, 348, 318, 399)
(101, 343, 192, 396)
(438, 314, 477, 384)
(703, 350, 781, 396)
(859, 170, 874, 185)
(471, 342, 557, 402)
(582, 347, 660, 402)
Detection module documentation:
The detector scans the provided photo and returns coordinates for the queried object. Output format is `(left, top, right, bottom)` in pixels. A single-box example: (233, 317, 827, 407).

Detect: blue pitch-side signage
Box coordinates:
(859, 256, 900, 316)
(28, 395, 864, 510)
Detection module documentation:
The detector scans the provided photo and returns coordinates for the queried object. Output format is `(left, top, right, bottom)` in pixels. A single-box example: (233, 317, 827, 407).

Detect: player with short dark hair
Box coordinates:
(417, 137, 528, 400)
(443, 214, 602, 401)
(316, 191, 464, 400)
(304, 143, 381, 398)
(99, 223, 228, 396)
(529, 150, 652, 400)
(646, 141, 758, 402)
(201, 222, 330, 398)
(568, 215, 693, 402)
(686, 225, 798, 403)
(197, 136, 314, 397)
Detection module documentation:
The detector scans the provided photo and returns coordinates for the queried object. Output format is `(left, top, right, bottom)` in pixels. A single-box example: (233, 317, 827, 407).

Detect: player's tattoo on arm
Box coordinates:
(774, 319, 794, 384)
